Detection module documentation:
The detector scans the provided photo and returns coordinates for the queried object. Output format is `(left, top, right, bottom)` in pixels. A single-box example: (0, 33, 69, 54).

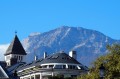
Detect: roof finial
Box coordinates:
(15, 31, 17, 35)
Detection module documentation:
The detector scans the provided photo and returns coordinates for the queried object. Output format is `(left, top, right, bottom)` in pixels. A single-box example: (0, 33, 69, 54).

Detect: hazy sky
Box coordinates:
(0, 0, 120, 44)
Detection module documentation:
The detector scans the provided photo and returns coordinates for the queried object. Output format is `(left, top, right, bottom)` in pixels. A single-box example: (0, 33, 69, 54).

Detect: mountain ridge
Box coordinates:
(22, 26, 120, 66)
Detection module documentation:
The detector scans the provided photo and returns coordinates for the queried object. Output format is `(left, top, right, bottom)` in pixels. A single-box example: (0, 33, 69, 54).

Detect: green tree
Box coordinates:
(78, 44, 120, 79)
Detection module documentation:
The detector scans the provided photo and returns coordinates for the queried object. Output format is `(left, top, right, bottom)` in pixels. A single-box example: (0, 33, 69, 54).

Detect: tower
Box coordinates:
(4, 34, 27, 66)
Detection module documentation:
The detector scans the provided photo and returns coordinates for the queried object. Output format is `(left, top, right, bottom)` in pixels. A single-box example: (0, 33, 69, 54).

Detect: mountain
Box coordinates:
(0, 44, 9, 60)
(22, 26, 119, 66)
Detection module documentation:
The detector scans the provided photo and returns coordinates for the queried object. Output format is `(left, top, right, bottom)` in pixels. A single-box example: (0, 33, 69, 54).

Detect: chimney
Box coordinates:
(44, 52, 47, 59)
(34, 55, 38, 61)
(69, 51, 77, 59)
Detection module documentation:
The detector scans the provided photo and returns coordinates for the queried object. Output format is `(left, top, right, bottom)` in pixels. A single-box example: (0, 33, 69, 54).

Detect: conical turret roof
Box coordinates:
(4, 35, 27, 56)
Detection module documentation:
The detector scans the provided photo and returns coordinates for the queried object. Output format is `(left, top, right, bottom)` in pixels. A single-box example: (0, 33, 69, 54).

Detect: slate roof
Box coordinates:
(0, 62, 25, 79)
(0, 64, 9, 78)
(4, 35, 27, 56)
(7, 62, 26, 74)
(0, 61, 7, 67)
(40, 53, 81, 64)
(17, 52, 82, 71)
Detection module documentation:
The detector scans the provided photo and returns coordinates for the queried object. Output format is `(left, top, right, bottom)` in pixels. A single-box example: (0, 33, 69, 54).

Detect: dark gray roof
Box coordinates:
(17, 53, 82, 71)
(0, 64, 9, 78)
(0, 62, 25, 78)
(4, 35, 27, 56)
(40, 53, 81, 64)
(7, 62, 26, 74)
(0, 61, 7, 67)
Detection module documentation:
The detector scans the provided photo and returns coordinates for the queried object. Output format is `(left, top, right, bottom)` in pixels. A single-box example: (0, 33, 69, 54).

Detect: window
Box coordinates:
(18, 56, 22, 61)
(54, 65, 66, 69)
(68, 65, 72, 69)
(42, 65, 47, 68)
(63, 65, 66, 69)
(21, 56, 23, 60)
(72, 65, 76, 69)
(68, 65, 77, 69)
(54, 65, 63, 69)
(79, 66, 85, 70)
(19, 56, 21, 60)
(49, 65, 54, 68)
(16, 56, 18, 60)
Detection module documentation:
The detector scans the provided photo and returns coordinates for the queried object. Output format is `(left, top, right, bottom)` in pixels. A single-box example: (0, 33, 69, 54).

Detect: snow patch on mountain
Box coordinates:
(73, 42, 86, 49)
(29, 32, 40, 36)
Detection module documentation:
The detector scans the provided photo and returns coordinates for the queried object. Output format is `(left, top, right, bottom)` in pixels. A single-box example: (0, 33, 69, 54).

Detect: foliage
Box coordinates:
(78, 44, 120, 79)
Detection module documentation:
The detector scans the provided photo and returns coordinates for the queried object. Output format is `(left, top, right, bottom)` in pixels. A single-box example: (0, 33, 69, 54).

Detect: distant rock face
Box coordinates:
(29, 32, 41, 36)
(0, 44, 9, 60)
(22, 26, 119, 66)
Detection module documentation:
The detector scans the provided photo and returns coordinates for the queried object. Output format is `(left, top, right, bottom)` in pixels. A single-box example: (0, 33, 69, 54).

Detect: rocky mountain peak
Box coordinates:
(22, 26, 119, 66)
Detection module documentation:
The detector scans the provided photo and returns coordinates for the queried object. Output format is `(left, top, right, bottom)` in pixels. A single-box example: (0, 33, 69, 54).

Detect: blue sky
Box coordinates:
(0, 0, 120, 44)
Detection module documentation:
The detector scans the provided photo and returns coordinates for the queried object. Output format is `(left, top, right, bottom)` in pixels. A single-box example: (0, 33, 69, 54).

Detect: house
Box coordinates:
(1, 34, 88, 79)
(17, 51, 88, 79)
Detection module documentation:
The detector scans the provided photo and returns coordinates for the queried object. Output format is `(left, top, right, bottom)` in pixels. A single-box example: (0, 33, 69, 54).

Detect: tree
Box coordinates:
(78, 44, 120, 79)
